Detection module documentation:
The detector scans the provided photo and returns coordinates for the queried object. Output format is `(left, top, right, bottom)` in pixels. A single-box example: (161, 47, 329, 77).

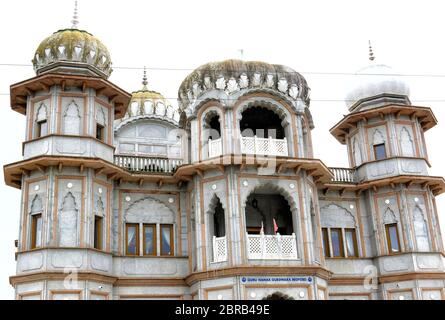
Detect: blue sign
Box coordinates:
(240, 276, 313, 284)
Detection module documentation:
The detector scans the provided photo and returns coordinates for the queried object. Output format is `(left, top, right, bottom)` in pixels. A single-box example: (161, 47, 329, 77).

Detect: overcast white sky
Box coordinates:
(1, 0, 445, 299)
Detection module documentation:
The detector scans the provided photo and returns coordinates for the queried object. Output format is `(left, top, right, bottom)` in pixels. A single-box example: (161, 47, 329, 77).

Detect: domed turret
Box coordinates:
(118, 68, 180, 126)
(345, 43, 410, 112)
(31, 3, 112, 78)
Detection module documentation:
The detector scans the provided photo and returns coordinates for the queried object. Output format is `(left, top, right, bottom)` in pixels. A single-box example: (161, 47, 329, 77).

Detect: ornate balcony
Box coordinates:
(241, 136, 289, 157)
(246, 233, 298, 260)
(208, 138, 223, 158)
(114, 155, 183, 173)
(212, 235, 228, 263)
(329, 167, 356, 183)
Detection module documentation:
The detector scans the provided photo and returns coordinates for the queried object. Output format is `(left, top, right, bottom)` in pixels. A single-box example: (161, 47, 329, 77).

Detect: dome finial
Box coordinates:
(142, 66, 148, 89)
(71, 0, 79, 29)
(368, 40, 375, 61)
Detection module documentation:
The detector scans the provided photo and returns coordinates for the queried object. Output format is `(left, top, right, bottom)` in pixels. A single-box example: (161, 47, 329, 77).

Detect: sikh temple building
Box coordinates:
(4, 5, 445, 300)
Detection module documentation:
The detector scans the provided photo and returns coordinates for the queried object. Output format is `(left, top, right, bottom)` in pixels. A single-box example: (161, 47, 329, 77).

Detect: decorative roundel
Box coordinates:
(67, 182, 73, 189)
(98, 188, 103, 194)
(243, 180, 249, 187)
(299, 291, 305, 298)
(250, 292, 257, 298)
(125, 196, 131, 202)
(34, 185, 40, 191)
(168, 197, 174, 204)
(289, 183, 295, 189)
(349, 204, 355, 210)
(399, 295, 405, 300)
(217, 294, 223, 300)
(385, 199, 390, 205)
(414, 197, 419, 203)
(211, 184, 217, 190)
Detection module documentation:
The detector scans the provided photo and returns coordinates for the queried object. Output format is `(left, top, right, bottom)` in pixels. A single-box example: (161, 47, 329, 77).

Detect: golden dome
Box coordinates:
(32, 28, 112, 78)
(124, 70, 180, 124)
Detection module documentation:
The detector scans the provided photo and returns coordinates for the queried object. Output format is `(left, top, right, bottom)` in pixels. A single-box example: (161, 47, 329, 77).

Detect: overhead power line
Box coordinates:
(3, 63, 445, 78)
(1, 92, 445, 104)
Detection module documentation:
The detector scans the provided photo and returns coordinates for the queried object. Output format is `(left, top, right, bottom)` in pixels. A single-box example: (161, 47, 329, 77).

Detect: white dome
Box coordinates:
(345, 62, 410, 110)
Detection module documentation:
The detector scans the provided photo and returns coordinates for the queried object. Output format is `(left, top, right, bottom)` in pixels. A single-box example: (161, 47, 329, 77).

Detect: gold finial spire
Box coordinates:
(142, 66, 148, 89)
(368, 40, 375, 61)
(71, 1, 79, 29)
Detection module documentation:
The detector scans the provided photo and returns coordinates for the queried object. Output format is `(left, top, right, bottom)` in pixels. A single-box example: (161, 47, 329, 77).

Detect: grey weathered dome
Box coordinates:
(32, 28, 112, 79)
(178, 59, 310, 111)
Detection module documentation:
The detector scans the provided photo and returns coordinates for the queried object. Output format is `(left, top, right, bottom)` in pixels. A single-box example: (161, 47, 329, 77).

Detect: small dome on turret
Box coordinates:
(345, 43, 410, 112)
(120, 67, 180, 126)
(31, 2, 112, 78)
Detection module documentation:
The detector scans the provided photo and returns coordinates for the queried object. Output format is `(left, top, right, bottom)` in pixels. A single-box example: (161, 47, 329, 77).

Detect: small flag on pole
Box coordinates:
(260, 221, 264, 234)
(273, 218, 279, 234)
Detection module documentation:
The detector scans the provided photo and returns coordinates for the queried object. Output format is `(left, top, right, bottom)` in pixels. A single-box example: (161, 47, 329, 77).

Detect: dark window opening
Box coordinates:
(245, 192, 293, 235)
(373, 143, 387, 160)
(322, 228, 330, 257)
(208, 114, 221, 139)
(36, 120, 48, 138)
(31, 214, 42, 249)
(213, 199, 225, 237)
(386, 223, 401, 254)
(240, 107, 284, 139)
(94, 216, 103, 250)
(96, 123, 105, 141)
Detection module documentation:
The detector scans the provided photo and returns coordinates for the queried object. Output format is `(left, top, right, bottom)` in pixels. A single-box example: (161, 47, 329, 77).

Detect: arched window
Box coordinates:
(35, 103, 48, 138)
(124, 197, 175, 256)
(95, 106, 107, 142)
(383, 207, 401, 254)
(94, 196, 105, 250)
(240, 107, 284, 139)
(62, 100, 81, 135)
(372, 129, 387, 160)
(208, 195, 227, 263)
(203, 111, 222, 158)
(30, 195, 43, 249)
(320, 203, 358, 258)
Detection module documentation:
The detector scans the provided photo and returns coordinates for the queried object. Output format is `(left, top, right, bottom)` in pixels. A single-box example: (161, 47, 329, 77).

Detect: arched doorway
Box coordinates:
(244, 185, 298, 260)
(208, 196, 227, 262)
(203, 111, 222, 158)
(245, 192, 292, 235)
(239, 106, 288, 156)
(262, 292, 295, 300)
(240, 106, 284, 139)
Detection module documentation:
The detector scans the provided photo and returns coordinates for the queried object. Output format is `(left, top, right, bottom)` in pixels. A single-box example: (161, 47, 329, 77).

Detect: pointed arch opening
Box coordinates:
(208, 195, 228, 263)
(243, 183, 298, 260)
(35, 103, 48, 138)
(203, 109, 223, 158)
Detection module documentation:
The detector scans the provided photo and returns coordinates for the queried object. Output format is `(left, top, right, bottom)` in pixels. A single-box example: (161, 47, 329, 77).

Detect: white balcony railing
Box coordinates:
(208, 138, 223, 158)
(212, 235, 228, 263)
(246, 233, 298, 260)
(330, 167, 356, 183)
(241, 136, 288, 157)
(114, 155, 182, 173)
